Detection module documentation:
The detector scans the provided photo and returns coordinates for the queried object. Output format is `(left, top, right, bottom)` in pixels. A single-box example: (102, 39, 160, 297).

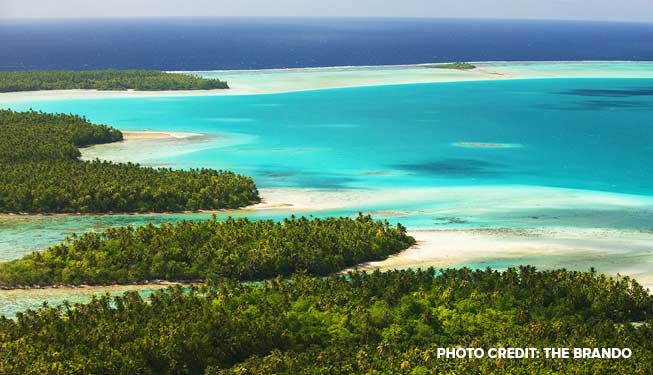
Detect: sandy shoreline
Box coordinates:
(257, 185, 653, 213)
(2, 61, 652, 103)
(79, 129, 216, 164)
(0, 282, 181, 295)
(0, 88, 237, 103)
(121, 130, 201, 140)
(355, 227, 653, 291)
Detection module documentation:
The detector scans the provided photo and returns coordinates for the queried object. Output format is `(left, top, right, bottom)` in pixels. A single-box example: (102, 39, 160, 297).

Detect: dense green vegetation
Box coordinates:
(0, 70, 228, 92)
(0, 215, 414, 286)
(1, 267, 651, 374)
(0, 109, 123, 162)
(0, 161, 260, 213)
(0, 110, 260, 213)
(428, 62, 477, 70)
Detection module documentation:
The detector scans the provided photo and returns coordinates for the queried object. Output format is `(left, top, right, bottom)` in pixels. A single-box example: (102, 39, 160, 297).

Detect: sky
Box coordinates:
(1, 0, 652, 22)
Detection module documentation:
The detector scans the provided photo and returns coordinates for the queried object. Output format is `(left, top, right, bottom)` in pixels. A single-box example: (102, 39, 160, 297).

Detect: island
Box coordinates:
(426, 62, 477, 70)
(0, 70, 228, 92)
(0, 214, 415, 286)
(0, 109, 260, 213)
(1, 267, 651, 374)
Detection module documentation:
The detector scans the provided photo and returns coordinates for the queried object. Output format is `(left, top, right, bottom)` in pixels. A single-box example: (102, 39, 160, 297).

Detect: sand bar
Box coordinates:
(354, 227, 653, 291)
(80, 130, 215, 164)
(253, 185, 653, 213)
(121, 131, 200, 140)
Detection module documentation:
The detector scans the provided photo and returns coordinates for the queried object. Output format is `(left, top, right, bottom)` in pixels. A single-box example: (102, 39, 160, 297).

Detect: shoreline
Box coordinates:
(2, 184, 651, 219)
(0, 281, 185, 292)
(79, 128, 220, 164)
(356, 227, 653, 292)
(2, 61, 653, 103)
(121, 130, 202, 140)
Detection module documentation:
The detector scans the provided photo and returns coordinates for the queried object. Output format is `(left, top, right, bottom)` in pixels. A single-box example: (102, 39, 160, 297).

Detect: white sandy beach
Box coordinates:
(354, 228, 653, 291)
(252, 186, 653, 291)
(80, 130, 215, 163)
(121, 130, 201, 140)
(252, 185, 653, 213)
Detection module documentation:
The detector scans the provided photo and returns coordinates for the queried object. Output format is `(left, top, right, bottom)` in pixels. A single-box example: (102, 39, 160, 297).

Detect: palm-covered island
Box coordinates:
(0, 109, 260, 213)
(0, 70, 228, 92)
(0, 214, 415, 286)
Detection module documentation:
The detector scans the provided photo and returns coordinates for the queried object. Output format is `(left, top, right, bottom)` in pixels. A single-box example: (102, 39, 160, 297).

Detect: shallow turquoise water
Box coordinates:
(7, 79, 653, 193)
(0, 289, 160, 321)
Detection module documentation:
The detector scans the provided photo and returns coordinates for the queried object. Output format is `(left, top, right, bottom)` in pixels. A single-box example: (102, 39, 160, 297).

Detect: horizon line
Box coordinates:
(1, 16, 652, 24)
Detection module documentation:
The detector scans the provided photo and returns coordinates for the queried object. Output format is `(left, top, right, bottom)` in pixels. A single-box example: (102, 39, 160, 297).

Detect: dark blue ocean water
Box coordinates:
(1, 17, 653, 71)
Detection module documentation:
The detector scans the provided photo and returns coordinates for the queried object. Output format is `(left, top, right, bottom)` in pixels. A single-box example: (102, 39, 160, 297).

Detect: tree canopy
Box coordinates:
(428, 62, 477, 70)
(0, 267, 651, 374)
(0, 70, 228, 92)
(0, 214, 415, 286)
(0, 109, 123, 162)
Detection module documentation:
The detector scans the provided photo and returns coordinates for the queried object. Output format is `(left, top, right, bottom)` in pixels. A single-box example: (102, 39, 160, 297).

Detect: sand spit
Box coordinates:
(121, 131, 201, 140)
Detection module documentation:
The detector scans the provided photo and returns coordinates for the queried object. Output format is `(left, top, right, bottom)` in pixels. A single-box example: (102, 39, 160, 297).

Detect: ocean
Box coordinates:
(1, 17, 653, 71)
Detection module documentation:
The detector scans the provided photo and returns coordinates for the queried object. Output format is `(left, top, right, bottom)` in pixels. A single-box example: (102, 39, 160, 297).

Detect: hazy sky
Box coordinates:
(1, 0, 652, 22)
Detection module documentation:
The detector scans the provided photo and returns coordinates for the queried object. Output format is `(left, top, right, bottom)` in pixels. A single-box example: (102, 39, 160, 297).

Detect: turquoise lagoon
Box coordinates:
(2, 78, 653, 253)
(6, 78, 653, 194)
(1, 77, 653, 316)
